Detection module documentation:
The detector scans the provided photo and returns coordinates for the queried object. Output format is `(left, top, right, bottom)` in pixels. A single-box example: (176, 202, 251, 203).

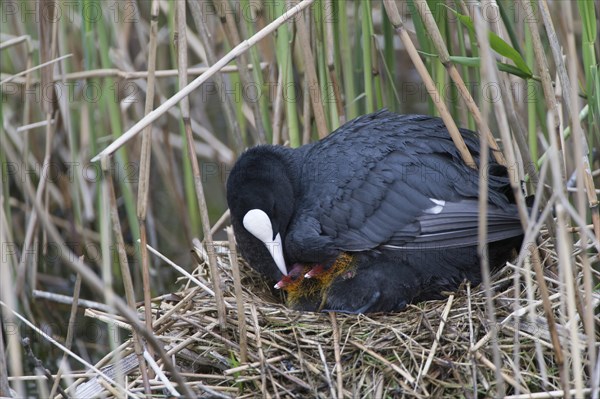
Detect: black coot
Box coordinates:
(226, 110, 524, 313)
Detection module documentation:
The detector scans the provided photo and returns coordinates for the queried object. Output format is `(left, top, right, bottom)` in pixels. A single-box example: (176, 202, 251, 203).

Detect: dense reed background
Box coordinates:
(0, 0, 598, 397)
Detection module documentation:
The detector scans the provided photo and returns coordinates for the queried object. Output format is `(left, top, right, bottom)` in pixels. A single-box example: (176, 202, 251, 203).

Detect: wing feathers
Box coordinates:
(285, 112, 523, 260)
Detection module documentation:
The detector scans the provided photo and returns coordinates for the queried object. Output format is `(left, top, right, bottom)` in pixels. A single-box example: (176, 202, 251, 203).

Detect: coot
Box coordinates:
(226, 110, 524, 313)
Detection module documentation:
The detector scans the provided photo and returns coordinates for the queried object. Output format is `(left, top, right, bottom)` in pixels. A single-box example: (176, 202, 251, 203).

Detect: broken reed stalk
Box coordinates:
(523, 250, 551, 389)
(166, 241, 219, 300)
(466, 283, 478, 396)
(538, 0, 573, 117)
(328, 312, 344, 399)
(92, 0, 316, 162)
(135, 0, 159, 387)
(22, 337, 63, 398)
(463, 2, 543, 197)
(227, 227, 248, 364)
(99, 157, 126, 390)
(317, 343, 337, 399)
(382, 0, 476, 168)
(49, 273, 81, 398)
(0, 54, 72, 85)
(47, 64, 266, 82)
(177, 0, 227, 330)
(473, 5, 506, 396)
(210, 209, 231, 236)
(556, 204, 585, 397)
(249, 305, 268, 397)
(104, 157, 152, 393)
(0, 317, 9, 397)
(0, 196, 16, 396)
(420, 295, 454, 378)
(1, 146, 24, 397)
(0, 34, 28, 50)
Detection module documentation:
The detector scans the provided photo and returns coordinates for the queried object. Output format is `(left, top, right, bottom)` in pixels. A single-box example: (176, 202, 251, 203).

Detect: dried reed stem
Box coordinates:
(556, 204, 584, 397)
(228, 227, 248, 364)
(0, 198, 24, 396)
(105, 156, 152, 392)
(135, 1, 160, 389)
(295, 5, 329, 139)
(250, 304, 268, 397)
(474, 7, 504, 396)
(0, 297, 11, 397)
(328, 312, 344, 398)
(0, 34, 29, 50)
(0, 54, 71, 85)
(505, 388, 593, 399)
(49, 273, 81, 398)
(47, 64, 266, 82)
(420, 295, 453, 378)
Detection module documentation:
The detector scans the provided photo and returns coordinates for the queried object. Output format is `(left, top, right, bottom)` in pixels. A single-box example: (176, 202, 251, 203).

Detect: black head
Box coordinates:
(226, 146, 296, 280)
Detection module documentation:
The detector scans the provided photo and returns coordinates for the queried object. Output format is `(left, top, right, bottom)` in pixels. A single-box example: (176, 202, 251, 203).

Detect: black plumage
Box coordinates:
(285, 237, 522, 313)
(226, 110, 525, 312)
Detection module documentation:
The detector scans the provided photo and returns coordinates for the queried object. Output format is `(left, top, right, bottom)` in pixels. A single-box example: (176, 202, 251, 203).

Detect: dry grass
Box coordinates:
(61, 235, 597, 398)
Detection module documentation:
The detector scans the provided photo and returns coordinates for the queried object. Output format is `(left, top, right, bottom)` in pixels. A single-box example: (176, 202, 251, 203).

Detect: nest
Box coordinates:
(70, 238, 597, 398)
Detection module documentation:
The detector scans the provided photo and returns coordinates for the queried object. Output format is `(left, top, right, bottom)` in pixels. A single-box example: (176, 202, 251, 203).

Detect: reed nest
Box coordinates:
(71, 235, 599, 398)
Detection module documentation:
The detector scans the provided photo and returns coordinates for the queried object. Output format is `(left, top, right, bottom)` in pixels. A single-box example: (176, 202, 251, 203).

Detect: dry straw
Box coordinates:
(64, 239, 597, 398)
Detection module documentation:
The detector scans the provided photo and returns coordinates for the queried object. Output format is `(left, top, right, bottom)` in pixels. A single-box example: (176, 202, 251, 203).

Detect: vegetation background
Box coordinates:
(0, 0, 598, 397)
